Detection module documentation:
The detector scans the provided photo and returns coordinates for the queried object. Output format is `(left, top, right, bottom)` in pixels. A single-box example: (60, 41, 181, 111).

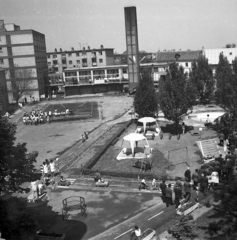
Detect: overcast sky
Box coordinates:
(1, 0, 237, 53)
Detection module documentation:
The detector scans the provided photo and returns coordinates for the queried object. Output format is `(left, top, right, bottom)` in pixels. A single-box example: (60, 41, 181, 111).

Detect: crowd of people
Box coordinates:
(22, 108, 74, 125)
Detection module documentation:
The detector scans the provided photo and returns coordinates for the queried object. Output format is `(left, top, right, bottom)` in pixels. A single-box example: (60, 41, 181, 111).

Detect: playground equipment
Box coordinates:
(136, 117, 161, 136)
(62, 196, 87, 221)
(95, 180, 109, 187)
(120, 133, 150, 157)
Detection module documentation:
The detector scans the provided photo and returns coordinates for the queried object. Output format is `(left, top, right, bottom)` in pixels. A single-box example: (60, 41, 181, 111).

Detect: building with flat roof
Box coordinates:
(0, 67, 9, 112)
(63, 62, 168, 96)
(0, 20, 48, 103)
(47, 45, 115, 73)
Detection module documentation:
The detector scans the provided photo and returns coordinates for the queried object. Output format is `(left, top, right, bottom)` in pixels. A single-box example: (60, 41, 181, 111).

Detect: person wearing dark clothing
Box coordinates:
(192, 169, 199, 190)
(94, 170, 101, 182)
(174, 185, 182, 209)
(198, 166, 205, 179)
(200, 174, 209, 196)
(183, 179, 192, 203)
(184, 167, 191, 182)
(165, 184, 173, 207)
(219, 133, 225, 146)
(221, 162, 228, 180)
(160, 180, 167, 197)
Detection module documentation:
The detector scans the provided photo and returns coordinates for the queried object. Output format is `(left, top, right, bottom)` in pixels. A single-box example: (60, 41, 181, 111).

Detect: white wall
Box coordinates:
(12, 45, 34, 56)
(13, 57, 36, 67)
(11, 34, 33, 44)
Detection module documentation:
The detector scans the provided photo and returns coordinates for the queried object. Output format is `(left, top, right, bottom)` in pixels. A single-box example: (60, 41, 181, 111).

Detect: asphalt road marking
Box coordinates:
(148, 211, 163, 221)
(114, 228, 133, 239)
(68, 152, 74, 157)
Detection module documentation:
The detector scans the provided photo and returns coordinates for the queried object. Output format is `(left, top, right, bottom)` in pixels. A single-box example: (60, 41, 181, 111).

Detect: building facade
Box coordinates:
(47, 45, 115, 73)
(0, 20, 48, 103)
(63, 62, 168, 96)
(203, 47, 237, 75)
(0, 67, 9, 112)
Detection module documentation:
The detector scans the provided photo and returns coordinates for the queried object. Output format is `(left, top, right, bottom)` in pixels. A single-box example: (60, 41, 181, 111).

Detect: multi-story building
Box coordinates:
(0, 20, 48, 103)
(0, 67, 9, 112)
(47, 45, 115, 73)
(203, 47, 237, 75)
(153, 50, 202, 73)
(63, 62, 168, 96)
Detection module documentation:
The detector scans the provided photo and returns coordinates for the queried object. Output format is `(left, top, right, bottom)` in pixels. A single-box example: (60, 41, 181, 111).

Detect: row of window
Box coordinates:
(33, 34, 45, 43)
(34, 45, 46, 52)
(64, 68, 126, 77)
(48, 51, 103, 59)
(49, 59, 104, 66)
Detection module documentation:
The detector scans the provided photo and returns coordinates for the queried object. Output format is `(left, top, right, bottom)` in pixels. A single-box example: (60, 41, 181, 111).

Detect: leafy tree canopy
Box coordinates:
(190, 55, 214, 103)
(0, 115, 37, 193)
(159, 63, 197, 126)
(133, 69, 158, 117)
(215, 53, 237, 113)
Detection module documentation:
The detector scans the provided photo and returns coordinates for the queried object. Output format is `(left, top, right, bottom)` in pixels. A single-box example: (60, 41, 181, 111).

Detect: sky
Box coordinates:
(1, 0, 237, 53)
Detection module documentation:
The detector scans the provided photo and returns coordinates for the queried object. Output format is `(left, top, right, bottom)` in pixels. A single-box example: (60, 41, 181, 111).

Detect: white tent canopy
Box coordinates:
(121, 133, 149, 157)
(138, 117, 159, 133)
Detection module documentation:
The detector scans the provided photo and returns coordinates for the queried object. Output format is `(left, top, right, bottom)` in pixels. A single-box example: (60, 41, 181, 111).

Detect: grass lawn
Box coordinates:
(93, 122, 218, 179)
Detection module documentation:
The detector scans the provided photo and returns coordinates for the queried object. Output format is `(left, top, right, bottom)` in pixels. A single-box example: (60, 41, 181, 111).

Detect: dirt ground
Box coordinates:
(15, 96, 133, 168)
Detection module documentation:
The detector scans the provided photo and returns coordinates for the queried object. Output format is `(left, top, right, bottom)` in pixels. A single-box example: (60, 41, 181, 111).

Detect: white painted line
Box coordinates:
(148, 211, 163, 221)
(57, 186, 69, 189)
(180, 199, 185, 202)
(78, 144, 83, 148)
(114, 228, 133, 239)
(68, 152, 73, 157)
(66, 178, 77, 181)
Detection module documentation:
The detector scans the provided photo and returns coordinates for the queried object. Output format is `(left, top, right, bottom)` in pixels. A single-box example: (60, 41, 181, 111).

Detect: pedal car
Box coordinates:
(95, 179, 109, 187)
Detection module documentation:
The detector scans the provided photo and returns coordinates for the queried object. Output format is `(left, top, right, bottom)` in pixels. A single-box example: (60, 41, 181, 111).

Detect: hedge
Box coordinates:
(83, 120, 132, 169)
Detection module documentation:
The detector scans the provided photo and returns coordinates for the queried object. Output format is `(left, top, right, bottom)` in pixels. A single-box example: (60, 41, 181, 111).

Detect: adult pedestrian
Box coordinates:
(165, 184, 173, 207)
(210, 171, 219, 189)
(182, 122, 185, 134)
(200, 173, 209, 196)
(184, 167, 191, 182)
(192, 169, 199, 190)
(174, 184, 182, 209)
(219, 132, 225, 146)
(183, 178, 192, 203)
(50, 159, 56, 178)
(160, 180, 167, 202)
(221, 162, 228, 180)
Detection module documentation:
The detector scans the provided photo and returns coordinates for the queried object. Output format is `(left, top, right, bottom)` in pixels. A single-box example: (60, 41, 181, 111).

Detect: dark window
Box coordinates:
(185, 62, 188, 67)
(53, 60, 58, 65)
(69, 61, 73, 64)
(0, 59, 3, 64)
(53, 54, 57, 58)
(99, 59, 103, 63)
(68, 53, 72, 57)
(77, 60, 80, 64)
(62, 59, 66, 64)
(76, 53, 79, 56)
(230, 52, 232, 55)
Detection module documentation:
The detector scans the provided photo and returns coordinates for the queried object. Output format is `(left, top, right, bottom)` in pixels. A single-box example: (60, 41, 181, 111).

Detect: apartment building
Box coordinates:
(203, 47, 237, 75)
(0, 20, 48, 103)
(0, 67, 9, 112)
(47, 45, 115, 73)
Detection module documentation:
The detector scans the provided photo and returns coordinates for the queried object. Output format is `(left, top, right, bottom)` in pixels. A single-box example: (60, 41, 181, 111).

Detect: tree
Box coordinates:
(159, 63, 197, 128)
(190, 55, 214, 103)
(133, 69, 158, 117)
(0, 114, 37, 193)
(215, 53, 237, 113)
(11, 68, 34, 104)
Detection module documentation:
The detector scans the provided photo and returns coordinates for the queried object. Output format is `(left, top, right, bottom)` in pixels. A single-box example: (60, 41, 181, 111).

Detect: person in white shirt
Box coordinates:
(50, 159, 56, 178)
(31, 180, 38, 199)
(131, 225, 141, 240)
(43, 162, 49, 177)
